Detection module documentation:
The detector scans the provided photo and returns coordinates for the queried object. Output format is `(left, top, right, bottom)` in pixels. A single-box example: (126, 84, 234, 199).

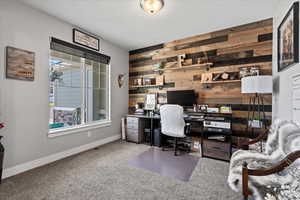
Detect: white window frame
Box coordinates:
(48, 59, 112, 138)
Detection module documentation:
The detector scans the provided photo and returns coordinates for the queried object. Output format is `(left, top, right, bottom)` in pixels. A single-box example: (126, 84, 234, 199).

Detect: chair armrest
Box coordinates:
(242, 150, 300, 199)
(239, 129, 269, 149)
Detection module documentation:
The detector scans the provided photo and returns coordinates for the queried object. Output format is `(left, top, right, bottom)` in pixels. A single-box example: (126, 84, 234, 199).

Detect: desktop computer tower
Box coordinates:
(153, 128, 162, 147)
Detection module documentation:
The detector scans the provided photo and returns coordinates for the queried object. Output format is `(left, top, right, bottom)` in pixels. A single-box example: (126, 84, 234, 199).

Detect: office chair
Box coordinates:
(160, 104, 191, 156)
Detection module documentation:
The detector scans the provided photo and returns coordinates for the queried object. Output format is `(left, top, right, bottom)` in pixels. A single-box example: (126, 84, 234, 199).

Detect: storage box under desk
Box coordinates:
(202, 139, 231, 161)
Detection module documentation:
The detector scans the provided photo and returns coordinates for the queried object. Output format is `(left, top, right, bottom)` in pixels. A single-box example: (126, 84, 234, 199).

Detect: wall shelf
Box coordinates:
(202, 80, 241, 84)
(131, 85, 163, 89)
(153, 63, 213, 72)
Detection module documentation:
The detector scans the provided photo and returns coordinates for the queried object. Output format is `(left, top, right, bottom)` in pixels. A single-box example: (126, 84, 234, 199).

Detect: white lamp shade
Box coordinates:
(241, 76, 273, 94)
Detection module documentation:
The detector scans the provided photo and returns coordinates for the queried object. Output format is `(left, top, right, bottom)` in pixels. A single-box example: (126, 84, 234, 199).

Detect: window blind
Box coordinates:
(50, 37, 111, 65)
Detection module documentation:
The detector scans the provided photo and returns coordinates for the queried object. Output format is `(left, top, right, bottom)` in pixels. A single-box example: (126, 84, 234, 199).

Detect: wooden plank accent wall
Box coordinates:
(128, 18, 273, 136)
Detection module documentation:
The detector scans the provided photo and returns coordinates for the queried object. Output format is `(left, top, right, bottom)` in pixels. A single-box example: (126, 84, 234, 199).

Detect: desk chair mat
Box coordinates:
(128, 147, 199, 182)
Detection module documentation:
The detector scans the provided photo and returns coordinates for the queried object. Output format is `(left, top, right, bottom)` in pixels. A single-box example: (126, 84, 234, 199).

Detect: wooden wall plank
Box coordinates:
(128, 18, 273, 136)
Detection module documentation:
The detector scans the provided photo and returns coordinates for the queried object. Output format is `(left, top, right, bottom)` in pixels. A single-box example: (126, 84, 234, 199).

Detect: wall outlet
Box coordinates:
(87, 131, 92, 137)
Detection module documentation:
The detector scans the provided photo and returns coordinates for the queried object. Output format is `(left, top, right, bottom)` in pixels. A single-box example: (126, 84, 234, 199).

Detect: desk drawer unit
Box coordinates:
(202, 139, 231, 161)
(126, 117, 144, 143)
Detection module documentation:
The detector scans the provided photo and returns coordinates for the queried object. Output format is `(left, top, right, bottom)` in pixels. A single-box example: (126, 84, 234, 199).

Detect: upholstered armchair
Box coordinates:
(228, 120, 300, 200)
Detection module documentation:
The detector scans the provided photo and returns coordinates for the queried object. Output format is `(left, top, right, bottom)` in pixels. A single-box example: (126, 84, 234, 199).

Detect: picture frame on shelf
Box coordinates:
(278, 2, 299, 72)
(144, 93, 157, 111)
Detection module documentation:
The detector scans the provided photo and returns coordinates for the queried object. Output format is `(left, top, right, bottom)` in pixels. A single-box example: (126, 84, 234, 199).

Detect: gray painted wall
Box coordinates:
(272, 0, 300, 122)
(0, 0, 129, 169)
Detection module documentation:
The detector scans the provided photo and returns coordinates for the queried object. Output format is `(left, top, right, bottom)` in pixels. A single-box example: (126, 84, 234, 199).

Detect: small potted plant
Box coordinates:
(0, 123, 3, 141)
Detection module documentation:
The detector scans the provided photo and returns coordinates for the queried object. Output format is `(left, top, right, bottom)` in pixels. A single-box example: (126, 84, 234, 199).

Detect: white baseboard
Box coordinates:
(2, 134, 121, 179)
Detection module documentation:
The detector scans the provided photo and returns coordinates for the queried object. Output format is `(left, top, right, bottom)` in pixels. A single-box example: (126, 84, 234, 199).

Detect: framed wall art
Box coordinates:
(6, 46, 35, 81)
(144, 93, 157, 110)
(73, 28, 100, 51)
(278, 2, 299, 72)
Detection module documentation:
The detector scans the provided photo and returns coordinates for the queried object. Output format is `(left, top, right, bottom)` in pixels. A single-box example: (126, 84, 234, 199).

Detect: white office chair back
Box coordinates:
(160, 104, 186, 138)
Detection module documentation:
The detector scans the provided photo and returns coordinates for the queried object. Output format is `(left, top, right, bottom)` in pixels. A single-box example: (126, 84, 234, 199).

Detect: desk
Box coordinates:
(126, 112, 206, 146)
(126, 112, 233, 161)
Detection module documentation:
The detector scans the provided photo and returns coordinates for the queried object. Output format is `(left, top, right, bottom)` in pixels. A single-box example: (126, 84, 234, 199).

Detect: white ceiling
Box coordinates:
(18, 0, 277, 51)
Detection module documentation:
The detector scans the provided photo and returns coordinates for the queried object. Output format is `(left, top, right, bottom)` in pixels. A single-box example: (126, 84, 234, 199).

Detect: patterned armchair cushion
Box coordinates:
(248, 141, 266, 153)
(264, 164, 300, 200)
(228, 120, 300, 200)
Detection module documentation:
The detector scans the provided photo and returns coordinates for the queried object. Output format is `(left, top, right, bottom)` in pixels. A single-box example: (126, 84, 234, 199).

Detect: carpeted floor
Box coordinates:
(0, 140, 242, 200)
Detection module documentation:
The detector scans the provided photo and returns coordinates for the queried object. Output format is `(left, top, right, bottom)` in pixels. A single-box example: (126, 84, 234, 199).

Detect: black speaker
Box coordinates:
(0, 136, 4, 184)
(153, 128, 162, 147)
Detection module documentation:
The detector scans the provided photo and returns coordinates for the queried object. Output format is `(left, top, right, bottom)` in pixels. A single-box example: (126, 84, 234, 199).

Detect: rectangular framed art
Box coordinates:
(73, 29, 100, 51)
(278, 2, 299, 72)
(6, 46, 35, 81)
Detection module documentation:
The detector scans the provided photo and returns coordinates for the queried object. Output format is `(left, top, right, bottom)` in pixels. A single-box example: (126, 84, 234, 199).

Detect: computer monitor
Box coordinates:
(167, 90, 197, 107)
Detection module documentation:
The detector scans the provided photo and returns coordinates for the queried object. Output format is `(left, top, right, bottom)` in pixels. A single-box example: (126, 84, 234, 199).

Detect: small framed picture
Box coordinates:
(278, 2, 299, 72)
(73, 29, 100, 51)
(144, 93, 157, 110)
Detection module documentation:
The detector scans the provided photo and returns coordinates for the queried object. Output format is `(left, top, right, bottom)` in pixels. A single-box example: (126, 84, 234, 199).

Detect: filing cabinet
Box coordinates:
(126, 117, 145, 143)
(202, 138, 231, 161)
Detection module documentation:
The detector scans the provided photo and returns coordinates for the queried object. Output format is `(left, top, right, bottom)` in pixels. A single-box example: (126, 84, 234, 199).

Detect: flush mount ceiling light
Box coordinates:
(140, 0, 165, 14)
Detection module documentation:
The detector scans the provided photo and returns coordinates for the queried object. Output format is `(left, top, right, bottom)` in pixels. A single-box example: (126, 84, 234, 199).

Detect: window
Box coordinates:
(48, 38, 111, 136)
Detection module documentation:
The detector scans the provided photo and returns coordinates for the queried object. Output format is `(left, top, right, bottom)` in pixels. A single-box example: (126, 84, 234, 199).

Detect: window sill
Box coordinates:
(48, 120, 112, 138)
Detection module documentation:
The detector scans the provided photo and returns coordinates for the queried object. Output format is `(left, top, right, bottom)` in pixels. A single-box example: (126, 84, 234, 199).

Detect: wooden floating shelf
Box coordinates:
(131, 85, 163, 88)
(202, 80, 241, 84)
(153, 63, 213, 72)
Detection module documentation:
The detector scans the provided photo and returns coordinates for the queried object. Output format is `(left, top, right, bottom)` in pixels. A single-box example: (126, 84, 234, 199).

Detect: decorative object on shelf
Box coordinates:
(278, 2, 299, 72)
(154, 63, 213, 74)
(198, 105, 208, 112)
(210, 72, 241, 83)
(137, 78, 143, 86)
(207, 107, 219, 113)
(193, 74, 202, 81)
(249, 66, 260, 76)
(153, 63, 162, 70)
(6, 46, 35, 81)
(220, 106, 232, 114)
(197, 51, 209, 64)
(221, 72, 229, 80)
(201, 73, 213, 83)
(144, 93, 157, 110)
(177, 54, 186, 67)
(135, 103, 145, 115)
(239, 66, 260, 78)
(140, 0, 164, 14)
(143, 77, 155, 86)
(193, 104, 198, 112)
(117, 73, 126, 88)
(241, 75, 273, 135)
(156, 75, 164, 86)
(212, 73, 222, 81)
(229, 72, 239, 80)
(73, 29, 100, 51)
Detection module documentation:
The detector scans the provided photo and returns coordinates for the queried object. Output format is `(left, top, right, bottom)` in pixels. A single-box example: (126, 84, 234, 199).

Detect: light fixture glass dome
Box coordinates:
(140, 0, 164, 14)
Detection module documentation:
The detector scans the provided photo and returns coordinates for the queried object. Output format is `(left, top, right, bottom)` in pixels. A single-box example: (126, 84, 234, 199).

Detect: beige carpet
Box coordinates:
(0, 140, 242, 200)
